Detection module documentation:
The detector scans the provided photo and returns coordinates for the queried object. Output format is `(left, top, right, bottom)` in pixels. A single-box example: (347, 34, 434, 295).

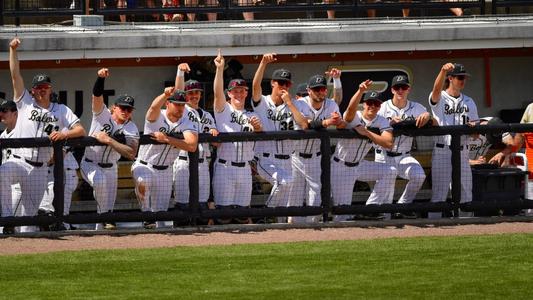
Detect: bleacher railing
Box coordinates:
(6, 0, 529, 26)
(1, 123, 533, 229)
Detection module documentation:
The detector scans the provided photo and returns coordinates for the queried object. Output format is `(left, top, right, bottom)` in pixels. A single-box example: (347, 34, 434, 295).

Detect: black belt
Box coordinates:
(298, 152, 321, 159)
(13, 155, 44, 167)
(84, 158, 113, 168)
(262, 153, 290, 160)
(333, 156, 359, 167)
(218, 159, 247, 167)
(139, 160, 169, 170)
(387, 151, 409, 157)
(178, 156, 205, 163)
(436, 143, 464, 150)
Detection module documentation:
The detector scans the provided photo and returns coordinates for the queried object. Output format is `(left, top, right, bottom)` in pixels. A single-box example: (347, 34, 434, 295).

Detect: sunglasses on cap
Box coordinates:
(365, 100, 382, 107)
(33, 84, 51, 90)
(453, 75, 467, 81)
(310, 86, 327, 93)
(392, 85, 409, 91)
(274, 80, 292, 87)
(118, 106, 134, 112)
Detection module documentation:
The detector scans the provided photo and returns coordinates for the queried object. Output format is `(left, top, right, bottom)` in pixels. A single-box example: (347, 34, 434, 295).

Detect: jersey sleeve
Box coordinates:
(205, 112, 217, 131)
(180, 114, 199, 133)
(345, 111, 362, 129)
(15, 89, 32, 109)
(428, 91, 443, 113)
(378, 116, 393, 132)
(62, 105, 81, 130)
(252, 95, 268, 113)
(467, 98, 479, 123)
(215, 102, 232, 125)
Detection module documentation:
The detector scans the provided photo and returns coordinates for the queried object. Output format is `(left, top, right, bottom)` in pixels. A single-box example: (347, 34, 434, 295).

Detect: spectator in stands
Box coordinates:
(185, 0, 218, 21)
(401, 0, 463, 18)
(163, 0, 185, 22)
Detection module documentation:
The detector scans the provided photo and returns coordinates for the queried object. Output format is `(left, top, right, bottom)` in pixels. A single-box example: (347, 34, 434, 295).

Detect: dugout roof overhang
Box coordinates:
(1, 15, 533, 62)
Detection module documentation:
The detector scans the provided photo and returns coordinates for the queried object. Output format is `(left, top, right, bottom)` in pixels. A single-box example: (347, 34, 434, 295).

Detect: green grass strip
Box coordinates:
(0, 233, 532, 300)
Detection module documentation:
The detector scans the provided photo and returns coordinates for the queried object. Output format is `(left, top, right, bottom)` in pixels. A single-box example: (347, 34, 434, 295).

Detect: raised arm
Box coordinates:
(344, 79, 372, 123)
(9, 38, 25, 100)
(431, 63, 455, 104)
(146, 86, 175, 122)
(252, 53, 277, 102)
(174, 63, 190, 91)
(213, 49, 226, 113)
(280, 90, 308, 129)
(326, 68, 343, 105)
(92, 68, 110, 114)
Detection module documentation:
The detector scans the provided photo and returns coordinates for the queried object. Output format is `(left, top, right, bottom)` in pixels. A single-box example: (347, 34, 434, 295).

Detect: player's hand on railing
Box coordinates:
(94, 131, 113, 145)
(416, 112, 431, 128)
(49, 131, 68, 142)
(150, 132, 170, 144)
(210, 128, 219, 136)
(249, 116, 262, 132)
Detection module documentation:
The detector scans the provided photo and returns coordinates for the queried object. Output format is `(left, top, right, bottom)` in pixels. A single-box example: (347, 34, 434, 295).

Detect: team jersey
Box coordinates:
(429, 90, 479, 146)
(334, 111, 392, 163)
(468, 117, 512, 160)
(177, 105, 216, 161)
(12, 90, 80, 163)
(83, 105, 139, 164)
(137, 109, 198, 166)
(377, 99, 427, 153)
(296, 96, 340, 154)
(0, 129, 15, 163)
(252, 95, 297, 155)
(215, 102, 257, 163)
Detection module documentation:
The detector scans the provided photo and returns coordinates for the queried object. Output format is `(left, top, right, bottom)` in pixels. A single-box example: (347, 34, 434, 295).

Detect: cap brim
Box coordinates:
(392, 83, 411, 87)
(186, 88, 204, 92)
(363, 98, 383, 103)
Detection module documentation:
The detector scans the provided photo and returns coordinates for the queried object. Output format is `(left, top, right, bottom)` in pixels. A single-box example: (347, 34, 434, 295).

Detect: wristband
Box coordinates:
(92, 76, 105, 97)
(309, 120, 324, 129)
(177, 69, 185, 77)
(333, 78, 342, 89)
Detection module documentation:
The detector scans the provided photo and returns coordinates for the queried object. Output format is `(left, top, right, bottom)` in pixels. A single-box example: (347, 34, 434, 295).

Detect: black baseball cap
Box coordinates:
(114, 95, 135, 108)
(296, 83, 309, 97)
(184, 80, 203, 93)
(308, 75, 327, 89)
(447, 63, 470, 77)
(32, 74, 52, 88)
(227, 79, 248, 91)
(391, 75, 410, 87)
(272, 69, 292, 82)
(0, 100, 17, 112)
(168, 90, 187, 104)
(362, 91, 383, 103)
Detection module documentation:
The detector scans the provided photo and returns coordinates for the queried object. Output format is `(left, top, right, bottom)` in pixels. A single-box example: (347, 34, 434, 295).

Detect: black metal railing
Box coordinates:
(1, 123, 533, 229)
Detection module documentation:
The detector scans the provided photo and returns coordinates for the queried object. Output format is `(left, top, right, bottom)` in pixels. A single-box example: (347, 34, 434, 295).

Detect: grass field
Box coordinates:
(0, 233, 532, 299)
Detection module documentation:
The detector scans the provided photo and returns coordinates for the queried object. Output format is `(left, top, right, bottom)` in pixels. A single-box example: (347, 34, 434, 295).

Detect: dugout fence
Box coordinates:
(1, 123, 533, 229)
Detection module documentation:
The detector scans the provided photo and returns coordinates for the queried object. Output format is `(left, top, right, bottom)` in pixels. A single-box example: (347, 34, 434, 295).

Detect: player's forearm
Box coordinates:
(369, 132, 393, 149)
(9, 47, 24, 100)
(108, 139, 136, 160)
(66, 124, 86, 139)
(175, 67, 185, 91)
(286, 102, 308, 129)
(146, 93, 167, 122)
(167, 135, 198, 152)
(252, 62, 267, 102)
(431, 70, 447, 103)
(332, 77, 342, 105)
(344, 90, 363, 123)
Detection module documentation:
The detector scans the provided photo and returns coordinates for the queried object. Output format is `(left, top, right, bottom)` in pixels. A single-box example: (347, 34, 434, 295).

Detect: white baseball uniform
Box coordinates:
(468, 117, 511, 161)
(288, 97, 339, 217)
(429, 90, 479, 205)
(0, 128, 22, 217)
(39, 150, 79, 215)
(332, 111, 397, 218)
(132, 109, 197, 212)
(0, 90, 79, 219)
(375, 100, 427, 203)
(252, 95, 298, 207)
(81, 105, 139, 214)
(212, 102, 257, 207)
(173, 106, 215, 205)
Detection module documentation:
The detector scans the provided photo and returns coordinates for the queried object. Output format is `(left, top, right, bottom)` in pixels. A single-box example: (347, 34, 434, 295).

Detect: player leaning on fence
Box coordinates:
(429, 63, 479, 219)
(1, 38, 86, 234)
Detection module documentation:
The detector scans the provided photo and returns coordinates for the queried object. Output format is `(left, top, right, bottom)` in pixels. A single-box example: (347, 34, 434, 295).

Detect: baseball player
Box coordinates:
(212, 50, 263, 220)
(295, 83, 309, 99)
(133, 88, 198, 229)
(0, 100, 22, 234)
(468, 117, 514, 166)
(173, 64, 218, 225)
(1, 38, 85, 234)
(429, 63, 479, 219)
(375, 75, 432, 218)
(331, 85, 396, 221)
(81, 68, 139, 230)
(251, 53, 309, 209)
(287, 74, 344, 223)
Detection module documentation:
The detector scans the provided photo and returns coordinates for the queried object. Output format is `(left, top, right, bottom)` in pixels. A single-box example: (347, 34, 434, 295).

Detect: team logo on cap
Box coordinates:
(185, 80, 203, 92)
(369, 91, 378, 98)
(279, 71, 289, 78)
(36, 75, 47, 82)
(396, 75, 405, 82)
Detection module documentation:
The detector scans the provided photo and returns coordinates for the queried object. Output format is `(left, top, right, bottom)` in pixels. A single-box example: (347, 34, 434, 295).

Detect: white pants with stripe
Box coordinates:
(132, 162, 173, 212)
(256, 156, 293, 207)
(212, 161, 252, 207)
(173, 157, 211, 204)
(375, 153, 426, 204)
(430, 147, 472, 204)
(80, 159, 118, 214)
(39, 166, 79, 214)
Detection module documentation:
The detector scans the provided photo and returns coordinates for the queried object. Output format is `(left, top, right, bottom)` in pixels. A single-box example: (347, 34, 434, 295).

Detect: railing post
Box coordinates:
(188, 149, 200, 221)
(320, 132, 332, 223)
(450, 133, 461, 217)
(52, 142, 65, 220)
